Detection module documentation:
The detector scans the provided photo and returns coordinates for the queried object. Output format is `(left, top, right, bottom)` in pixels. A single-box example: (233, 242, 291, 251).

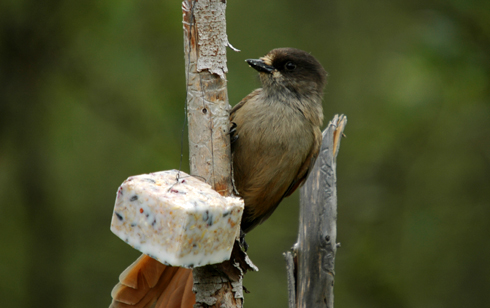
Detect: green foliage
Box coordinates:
(1, 0, 489, 307)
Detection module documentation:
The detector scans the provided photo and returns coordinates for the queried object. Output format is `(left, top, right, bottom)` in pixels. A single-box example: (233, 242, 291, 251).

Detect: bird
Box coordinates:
(109, 47, 327, 308)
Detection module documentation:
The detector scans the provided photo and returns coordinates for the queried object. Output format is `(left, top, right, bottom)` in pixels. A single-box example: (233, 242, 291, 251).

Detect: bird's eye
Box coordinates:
(284, 61, 296, 71)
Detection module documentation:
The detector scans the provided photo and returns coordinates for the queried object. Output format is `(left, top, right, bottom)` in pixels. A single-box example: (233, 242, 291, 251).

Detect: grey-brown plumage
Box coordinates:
(231, 48, 327, 233)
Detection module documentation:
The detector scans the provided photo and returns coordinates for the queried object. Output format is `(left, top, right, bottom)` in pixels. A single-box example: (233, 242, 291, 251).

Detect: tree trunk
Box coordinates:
(183, 1, 246, 307)
(286, 114, 347, 308)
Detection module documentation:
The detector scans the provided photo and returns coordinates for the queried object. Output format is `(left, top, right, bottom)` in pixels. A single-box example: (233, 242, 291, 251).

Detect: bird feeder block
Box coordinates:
(110, 169, 244, 268)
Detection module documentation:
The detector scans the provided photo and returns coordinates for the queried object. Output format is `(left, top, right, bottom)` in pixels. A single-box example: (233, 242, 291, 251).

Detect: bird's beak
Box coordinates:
(246, 59, 275, 74)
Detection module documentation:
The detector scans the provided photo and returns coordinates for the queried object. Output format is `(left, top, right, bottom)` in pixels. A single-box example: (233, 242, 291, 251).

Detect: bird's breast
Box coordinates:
(232, 95, 315, 184)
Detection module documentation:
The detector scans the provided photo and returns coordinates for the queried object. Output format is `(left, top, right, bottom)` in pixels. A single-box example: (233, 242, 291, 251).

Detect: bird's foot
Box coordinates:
(230, 122, 238, 144)
(239, 229, 248, 252)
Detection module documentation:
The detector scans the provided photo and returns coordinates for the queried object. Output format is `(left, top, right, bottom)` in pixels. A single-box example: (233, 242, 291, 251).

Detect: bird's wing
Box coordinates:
(283, 126, 322, 198)
(240, 126, 322, 233)
(110, 254, 195, 308)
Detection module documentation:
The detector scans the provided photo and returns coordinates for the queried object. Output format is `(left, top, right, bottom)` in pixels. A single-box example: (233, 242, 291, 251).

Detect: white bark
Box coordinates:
(183, 1, 247, 307)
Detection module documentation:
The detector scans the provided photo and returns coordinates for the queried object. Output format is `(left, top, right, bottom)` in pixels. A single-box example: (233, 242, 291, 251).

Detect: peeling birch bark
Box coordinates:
(182, 1, 249, 307)
(183, 0, 233, 196)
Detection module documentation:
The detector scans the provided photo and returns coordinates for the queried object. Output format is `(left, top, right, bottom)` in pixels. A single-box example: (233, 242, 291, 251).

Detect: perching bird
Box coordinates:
(109, 47, 327, 308)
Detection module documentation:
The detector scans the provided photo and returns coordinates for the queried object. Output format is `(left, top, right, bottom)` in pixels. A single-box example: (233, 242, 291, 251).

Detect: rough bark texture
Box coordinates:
(294, 114, 347, 308)
(284, 248, 297, 308)
(183, 0, 233, 196)
(183, 1, 247, 307)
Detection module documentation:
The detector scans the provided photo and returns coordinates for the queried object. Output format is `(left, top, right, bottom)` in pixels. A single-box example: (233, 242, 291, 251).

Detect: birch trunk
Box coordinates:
(182, 1, 245, 307)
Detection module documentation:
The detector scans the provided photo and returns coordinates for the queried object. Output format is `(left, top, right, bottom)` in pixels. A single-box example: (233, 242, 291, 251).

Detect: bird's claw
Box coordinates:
(230, 122, 239, 144)
(239, 229, 248, 252)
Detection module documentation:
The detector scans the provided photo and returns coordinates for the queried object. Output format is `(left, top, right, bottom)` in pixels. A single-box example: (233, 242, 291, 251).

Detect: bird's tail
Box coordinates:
(109, 254, 195, 308)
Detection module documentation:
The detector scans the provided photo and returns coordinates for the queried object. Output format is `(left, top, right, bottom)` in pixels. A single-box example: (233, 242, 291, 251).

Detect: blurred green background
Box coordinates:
(1, 0, 489, 307)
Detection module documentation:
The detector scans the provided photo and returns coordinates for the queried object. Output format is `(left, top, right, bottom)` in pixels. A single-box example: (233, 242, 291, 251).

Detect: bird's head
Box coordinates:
(246, 48, 327, 98)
